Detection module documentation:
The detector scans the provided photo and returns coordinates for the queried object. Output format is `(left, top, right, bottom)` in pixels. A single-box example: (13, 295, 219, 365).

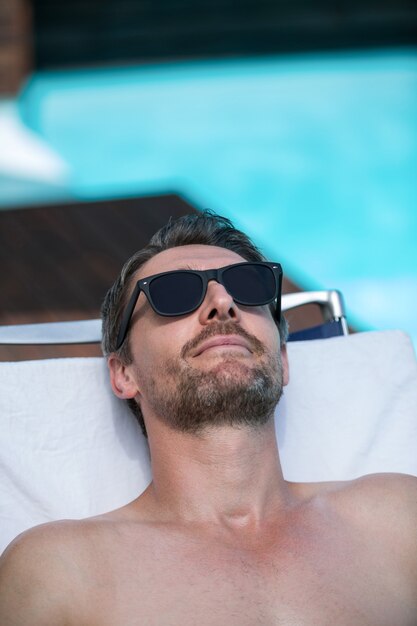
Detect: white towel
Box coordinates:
(1, 330, 416, 553)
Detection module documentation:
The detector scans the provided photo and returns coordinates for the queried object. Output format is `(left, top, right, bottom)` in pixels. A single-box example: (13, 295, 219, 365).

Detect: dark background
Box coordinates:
(33, 0, 417, 68)
(1, 0, 416, 94)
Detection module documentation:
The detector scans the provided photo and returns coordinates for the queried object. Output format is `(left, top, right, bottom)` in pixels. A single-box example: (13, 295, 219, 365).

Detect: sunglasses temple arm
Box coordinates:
(116, 283, 142, 351)
(275, 271, 283, 324)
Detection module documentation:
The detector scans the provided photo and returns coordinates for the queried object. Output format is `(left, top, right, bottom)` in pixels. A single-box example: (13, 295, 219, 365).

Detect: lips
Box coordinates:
(192, 335, 252, 357)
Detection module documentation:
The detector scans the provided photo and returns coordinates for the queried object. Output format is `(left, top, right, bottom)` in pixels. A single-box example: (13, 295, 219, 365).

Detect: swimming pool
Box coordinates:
(4, 48, 417, 346)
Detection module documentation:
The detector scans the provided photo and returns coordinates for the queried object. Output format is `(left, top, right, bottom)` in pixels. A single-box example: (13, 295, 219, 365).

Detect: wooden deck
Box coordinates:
(0, 195, 323, 360)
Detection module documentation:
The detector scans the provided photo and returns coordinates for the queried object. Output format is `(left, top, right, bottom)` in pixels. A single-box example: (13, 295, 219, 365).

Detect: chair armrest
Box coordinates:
(0, 319, 102, 345)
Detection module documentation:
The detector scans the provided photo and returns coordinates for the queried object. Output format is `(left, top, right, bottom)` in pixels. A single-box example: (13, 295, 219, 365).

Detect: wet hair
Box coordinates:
(101, 209, 288, 436)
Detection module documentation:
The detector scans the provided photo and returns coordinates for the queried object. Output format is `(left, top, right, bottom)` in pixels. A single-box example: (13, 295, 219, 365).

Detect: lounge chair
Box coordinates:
(0, 290, 416, 553)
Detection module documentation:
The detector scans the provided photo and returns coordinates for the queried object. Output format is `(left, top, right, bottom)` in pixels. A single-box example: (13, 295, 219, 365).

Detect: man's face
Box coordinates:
(110, 245, 288, 434)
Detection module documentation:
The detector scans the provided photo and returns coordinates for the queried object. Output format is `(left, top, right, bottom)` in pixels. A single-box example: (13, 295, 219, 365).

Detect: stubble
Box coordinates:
(141, 321, 283, 435)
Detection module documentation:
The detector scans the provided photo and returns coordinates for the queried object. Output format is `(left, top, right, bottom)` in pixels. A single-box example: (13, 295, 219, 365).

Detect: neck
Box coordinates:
(142, 417, 295, 531)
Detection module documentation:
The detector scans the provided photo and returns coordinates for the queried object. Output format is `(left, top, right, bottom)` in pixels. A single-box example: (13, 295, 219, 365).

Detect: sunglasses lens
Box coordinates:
(223, 264, 277, 305)
(149, 271, 204, 315)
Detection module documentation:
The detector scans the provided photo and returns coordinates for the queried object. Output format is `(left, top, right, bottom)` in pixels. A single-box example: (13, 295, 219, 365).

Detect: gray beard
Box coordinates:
(143, 324, 284, 435)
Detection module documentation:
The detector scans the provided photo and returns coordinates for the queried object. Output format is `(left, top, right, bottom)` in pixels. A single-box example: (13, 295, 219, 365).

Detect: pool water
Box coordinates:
(7, 49, 417, 345)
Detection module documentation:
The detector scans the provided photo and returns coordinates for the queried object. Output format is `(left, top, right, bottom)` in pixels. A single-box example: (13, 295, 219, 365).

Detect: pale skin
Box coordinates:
(1, 244, 417, 626)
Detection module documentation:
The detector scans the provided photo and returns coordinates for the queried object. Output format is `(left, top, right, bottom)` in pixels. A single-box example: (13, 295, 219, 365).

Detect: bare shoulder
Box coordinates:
(0, 505, 148, 625)
(298, 471, 417, 518)
(336, 471, 417, 526)
(296, 473, 417, 561)
(296, 473, 417, 604)
(0, 520, 92, 625)
(333, 473, 417, 575)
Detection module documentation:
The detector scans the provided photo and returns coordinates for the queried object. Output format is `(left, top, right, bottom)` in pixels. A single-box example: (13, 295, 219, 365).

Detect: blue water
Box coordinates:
(8, 49, 417, 344)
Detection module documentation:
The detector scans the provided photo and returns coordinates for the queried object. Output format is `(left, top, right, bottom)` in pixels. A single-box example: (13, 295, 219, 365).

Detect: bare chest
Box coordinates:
(81, 524, 413, 626)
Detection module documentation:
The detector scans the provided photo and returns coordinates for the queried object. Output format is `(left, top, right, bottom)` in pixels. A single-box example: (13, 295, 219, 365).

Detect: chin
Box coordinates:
(203, 358, 257, 383)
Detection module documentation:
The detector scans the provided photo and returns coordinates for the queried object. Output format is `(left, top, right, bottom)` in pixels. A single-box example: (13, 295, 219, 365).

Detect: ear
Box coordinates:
(108, 355, 140, 400)
(280, 343, 290, 387)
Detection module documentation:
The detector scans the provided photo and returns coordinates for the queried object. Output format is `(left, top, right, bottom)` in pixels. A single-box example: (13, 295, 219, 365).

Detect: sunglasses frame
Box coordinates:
(116, 261, 282, 350)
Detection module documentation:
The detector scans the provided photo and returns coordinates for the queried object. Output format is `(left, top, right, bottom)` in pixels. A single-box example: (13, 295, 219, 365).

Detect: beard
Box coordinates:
(142, 321, 284, 435)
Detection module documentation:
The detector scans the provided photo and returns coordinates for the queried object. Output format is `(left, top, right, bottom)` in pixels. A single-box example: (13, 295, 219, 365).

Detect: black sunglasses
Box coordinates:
(116, 261, 283, 350)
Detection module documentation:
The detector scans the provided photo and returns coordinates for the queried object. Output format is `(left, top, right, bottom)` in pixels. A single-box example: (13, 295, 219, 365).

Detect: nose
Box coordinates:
(197, 279, 241, 324)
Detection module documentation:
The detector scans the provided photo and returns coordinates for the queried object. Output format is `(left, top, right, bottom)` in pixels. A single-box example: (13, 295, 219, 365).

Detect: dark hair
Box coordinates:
(101, 210, 288, 435)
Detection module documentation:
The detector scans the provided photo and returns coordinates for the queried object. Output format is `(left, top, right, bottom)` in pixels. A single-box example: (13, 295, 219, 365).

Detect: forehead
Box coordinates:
(137, 245, 247, 279)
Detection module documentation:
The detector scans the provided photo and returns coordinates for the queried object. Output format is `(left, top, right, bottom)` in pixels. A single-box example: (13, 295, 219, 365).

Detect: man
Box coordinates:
(0, 210, 416, 625)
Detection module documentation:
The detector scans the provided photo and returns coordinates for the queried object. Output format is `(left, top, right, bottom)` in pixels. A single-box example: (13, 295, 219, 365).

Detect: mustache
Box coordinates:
(181, 321, 266, 359)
